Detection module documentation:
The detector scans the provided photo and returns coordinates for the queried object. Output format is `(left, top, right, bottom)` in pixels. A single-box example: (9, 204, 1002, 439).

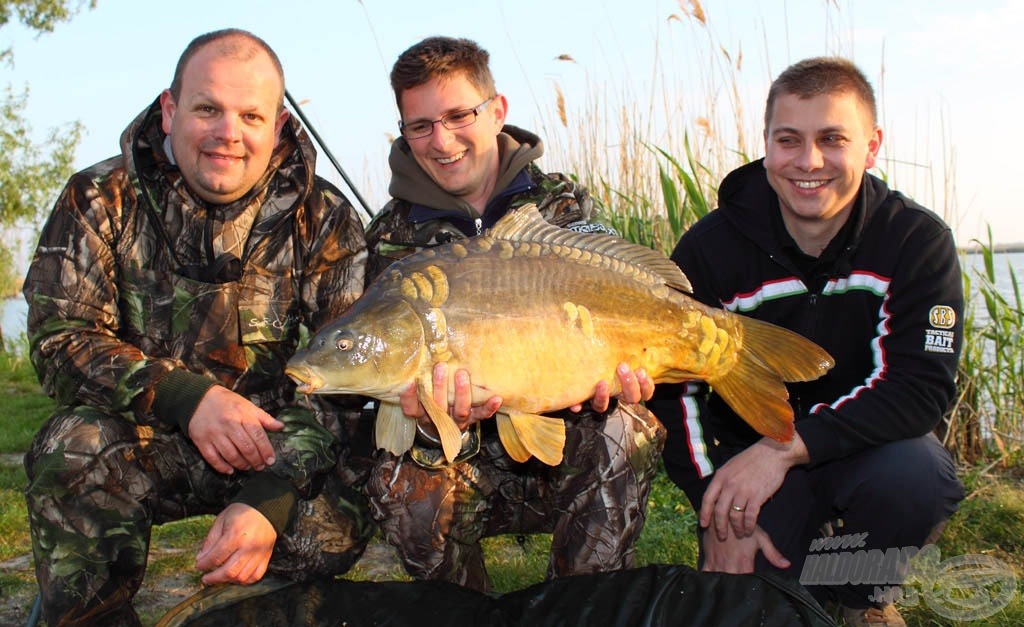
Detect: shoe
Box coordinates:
(841, 604, 907, 626)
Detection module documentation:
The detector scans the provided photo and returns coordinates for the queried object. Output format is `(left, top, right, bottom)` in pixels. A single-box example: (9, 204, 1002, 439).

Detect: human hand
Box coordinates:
(196, 502, 277, 585)
(571, 363, 653, 413)
(701, 524, 790, 574)
(700, 434, 809, 540)
(399, 362, 502, 431)
(188, 385, 284, 474)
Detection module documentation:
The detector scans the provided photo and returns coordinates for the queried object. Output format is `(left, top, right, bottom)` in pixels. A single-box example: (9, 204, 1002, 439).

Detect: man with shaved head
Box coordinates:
(23, 29, 373, 625)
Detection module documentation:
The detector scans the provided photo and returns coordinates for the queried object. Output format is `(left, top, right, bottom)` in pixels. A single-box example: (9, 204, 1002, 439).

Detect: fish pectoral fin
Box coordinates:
(416, 376, 463, 463)
(507, 410, 566, 466)
(495, 412, 532, 463)
(375, 401, 416, 456)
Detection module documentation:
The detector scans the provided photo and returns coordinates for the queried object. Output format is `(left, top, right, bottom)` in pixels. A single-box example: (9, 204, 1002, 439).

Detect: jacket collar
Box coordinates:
(717, 158, 888, 263)
(407, 167, 535, 233)
(387, 124, 542, 224)
(123, 96, 313, 217)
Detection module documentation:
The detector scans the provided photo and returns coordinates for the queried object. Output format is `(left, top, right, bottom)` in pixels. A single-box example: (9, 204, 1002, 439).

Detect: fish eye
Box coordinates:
(336, 337, 354, 351)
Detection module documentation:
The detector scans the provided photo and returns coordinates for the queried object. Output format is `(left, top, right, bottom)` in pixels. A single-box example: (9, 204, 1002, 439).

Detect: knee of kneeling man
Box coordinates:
(26, 407, 140, 483)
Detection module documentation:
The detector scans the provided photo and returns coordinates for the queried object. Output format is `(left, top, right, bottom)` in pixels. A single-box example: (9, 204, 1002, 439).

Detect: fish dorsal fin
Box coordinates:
(485, 204, 692, 293)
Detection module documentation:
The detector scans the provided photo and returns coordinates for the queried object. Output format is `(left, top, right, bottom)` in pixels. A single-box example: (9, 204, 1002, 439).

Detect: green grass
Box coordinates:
(0, 349, 54, 453)
(0, 464, 30, 562)
(2, 331, 1023, 625)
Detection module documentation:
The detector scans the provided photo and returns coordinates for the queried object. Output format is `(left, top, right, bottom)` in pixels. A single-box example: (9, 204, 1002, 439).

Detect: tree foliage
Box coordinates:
(1, 0, 95, 62)
(0, 86, 81, 229)
(1, 0, 93, 319)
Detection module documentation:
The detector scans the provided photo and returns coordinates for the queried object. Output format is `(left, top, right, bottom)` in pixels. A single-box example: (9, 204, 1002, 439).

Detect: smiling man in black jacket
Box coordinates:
(650, 57, 964, 626)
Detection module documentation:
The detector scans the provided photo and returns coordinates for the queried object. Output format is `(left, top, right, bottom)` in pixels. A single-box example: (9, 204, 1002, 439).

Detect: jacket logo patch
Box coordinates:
(925, 305, 957, 354)
(928, 305, 956, 329)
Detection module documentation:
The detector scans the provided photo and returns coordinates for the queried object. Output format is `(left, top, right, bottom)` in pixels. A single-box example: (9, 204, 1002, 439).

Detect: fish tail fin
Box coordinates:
(710, 317, 834, 443)
(741, 317, 835, 383)
(417, 376, 463, 462)
(375, 401, 416, 456)
(498, 410, 566, 466)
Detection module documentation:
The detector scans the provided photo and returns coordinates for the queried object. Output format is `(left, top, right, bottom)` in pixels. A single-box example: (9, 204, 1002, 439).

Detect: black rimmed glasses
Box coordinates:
(398, 97, 494, 140)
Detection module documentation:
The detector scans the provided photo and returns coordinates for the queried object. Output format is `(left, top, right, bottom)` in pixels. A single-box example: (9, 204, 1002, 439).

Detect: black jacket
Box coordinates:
(652, 159, 963, 508)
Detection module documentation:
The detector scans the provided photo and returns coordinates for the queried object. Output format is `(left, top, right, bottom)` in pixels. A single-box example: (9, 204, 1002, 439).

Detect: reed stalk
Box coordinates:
(532, 2, 1021, 465)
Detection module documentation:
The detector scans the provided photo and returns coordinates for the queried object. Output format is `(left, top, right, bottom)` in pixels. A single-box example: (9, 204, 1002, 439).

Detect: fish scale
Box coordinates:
(287, 204, 834, 466)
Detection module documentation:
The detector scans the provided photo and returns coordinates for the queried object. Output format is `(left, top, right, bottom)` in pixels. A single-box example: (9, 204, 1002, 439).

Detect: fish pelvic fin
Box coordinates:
(496, 412, 532, 463)
(375, 401, 416, 456)
(505, 409, 566, 466)
(416, 375, 463, 463)
(710, 317, 834, 443)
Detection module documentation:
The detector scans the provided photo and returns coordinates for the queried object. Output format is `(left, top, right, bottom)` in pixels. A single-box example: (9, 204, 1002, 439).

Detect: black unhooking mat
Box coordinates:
(156, 564, 835, 627)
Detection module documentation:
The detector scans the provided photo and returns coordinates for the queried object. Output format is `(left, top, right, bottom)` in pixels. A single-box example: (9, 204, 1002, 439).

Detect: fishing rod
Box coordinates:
(285, 90, 375, 224)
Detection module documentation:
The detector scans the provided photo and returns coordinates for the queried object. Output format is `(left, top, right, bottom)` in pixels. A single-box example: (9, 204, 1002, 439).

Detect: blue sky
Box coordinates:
(4, 0, 1023, 244)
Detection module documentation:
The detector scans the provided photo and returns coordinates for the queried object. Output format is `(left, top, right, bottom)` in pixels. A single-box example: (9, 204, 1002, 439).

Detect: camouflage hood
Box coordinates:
(387, 125, 543, 219)
(121, 98, 316, 229)
(23, 95, 366, 424)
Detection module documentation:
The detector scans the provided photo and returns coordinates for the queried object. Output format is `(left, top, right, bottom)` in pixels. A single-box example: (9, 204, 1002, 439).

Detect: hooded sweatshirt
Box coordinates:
(366, 124, 608, 283)
(651, 159, 963, 508)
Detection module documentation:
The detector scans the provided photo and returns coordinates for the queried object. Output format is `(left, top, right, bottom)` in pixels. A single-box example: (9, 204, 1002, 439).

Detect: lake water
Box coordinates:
(3, 252, 1022, 350)
(2, 294, 28, 350)
(962, 251, 1023, 309)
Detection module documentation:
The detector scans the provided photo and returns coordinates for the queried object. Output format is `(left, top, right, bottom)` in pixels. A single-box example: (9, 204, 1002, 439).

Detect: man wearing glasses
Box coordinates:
(363, 36, 666, 592)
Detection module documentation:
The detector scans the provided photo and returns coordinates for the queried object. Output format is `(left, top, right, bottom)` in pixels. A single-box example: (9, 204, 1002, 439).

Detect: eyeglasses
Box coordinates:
(398, 97, 494, 140)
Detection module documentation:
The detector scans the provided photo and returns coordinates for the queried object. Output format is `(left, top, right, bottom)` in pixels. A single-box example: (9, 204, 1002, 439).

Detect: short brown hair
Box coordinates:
(170, 28, 285, 110)
(390, 36, 496, 114)
(765, 57, 877, 130)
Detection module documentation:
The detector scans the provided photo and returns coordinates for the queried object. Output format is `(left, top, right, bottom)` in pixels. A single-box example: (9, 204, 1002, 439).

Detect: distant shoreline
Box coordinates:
(2, 244, 1022, 300)
(960, 243, 1024, 254)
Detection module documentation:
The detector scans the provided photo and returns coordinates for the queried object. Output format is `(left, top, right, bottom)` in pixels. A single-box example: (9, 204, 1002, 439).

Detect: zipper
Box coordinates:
(475, 218, 482, 236)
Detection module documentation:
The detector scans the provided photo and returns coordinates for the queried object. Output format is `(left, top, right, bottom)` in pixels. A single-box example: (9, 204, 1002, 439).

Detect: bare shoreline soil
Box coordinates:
(0, 513, 405, 626)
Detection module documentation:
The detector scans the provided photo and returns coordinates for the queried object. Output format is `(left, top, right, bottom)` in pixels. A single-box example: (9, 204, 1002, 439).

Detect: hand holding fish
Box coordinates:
(399, 362, 503, 431)
(700, 434, 810, 540)
(189, 385, 285, 474)
(570, 363, 653, 413)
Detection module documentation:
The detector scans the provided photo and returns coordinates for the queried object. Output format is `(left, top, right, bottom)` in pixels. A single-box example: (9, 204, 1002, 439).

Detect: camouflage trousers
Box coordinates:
(365, 402, 666, 592)
(23, 405, 376, 627)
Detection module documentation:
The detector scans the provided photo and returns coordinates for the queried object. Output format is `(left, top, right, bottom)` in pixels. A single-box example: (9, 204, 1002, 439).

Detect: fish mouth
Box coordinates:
(285, 366, 324, 394)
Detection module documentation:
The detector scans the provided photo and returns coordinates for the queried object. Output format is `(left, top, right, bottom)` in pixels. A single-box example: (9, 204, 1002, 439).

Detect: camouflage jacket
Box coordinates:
(364, 125, 609, 282)
(23, 99, 367, 518)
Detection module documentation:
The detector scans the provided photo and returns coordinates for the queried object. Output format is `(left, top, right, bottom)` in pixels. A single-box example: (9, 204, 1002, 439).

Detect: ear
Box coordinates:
(273, 108, 291, 147)
(490, 93, 509, 131)
(159, 89, 176, 135)
(864, 126, 883, 170)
